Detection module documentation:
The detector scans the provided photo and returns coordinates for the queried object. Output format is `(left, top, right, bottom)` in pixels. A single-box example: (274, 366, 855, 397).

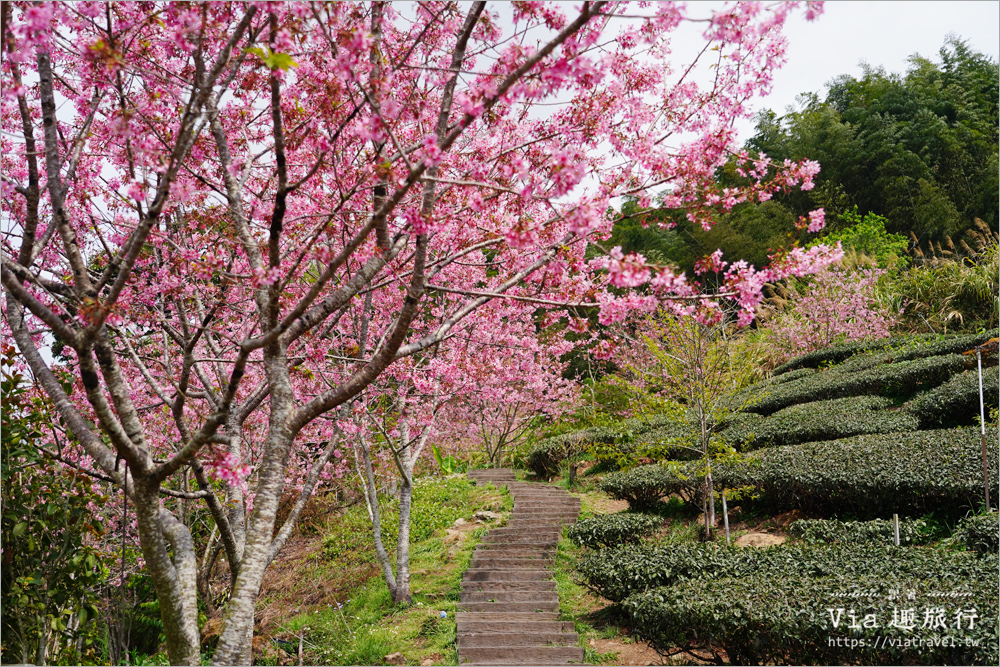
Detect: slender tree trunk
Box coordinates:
(35, 610, 48, 666)
(359, 437, 398, 595)
(394, 472, 414, 604)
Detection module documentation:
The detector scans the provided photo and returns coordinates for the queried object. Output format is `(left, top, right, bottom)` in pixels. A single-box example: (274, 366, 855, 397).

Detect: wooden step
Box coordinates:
(461, 581, 558, 593)
(463, 569, 552, 582)
(458, 631, 579, 648)
(458, 600, 560, 613)
(458, 646, 586, 665)
(460, 590, 560, 603)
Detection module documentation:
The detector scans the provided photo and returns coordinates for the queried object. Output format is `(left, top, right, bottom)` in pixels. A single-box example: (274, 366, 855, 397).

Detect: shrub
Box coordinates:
(717, 412, 766, 449)
(579, 541, 997, 605)
(716, 426, 1000, 516)
(747, 353, 967, 415)
(957, 512, 999, 554)
(625, 573, 998, 666)
(788, 518, 931, 546)
(743, 396, 920, 449)
(598, 463, 701, 510)
(526, 436, 581, 478)
(566, 513, 662, 549)
(766, 267, 897, 362)
(529, 414, 685, 476)
(905, 368, 1000, 428)
(772, 332, 994, 376)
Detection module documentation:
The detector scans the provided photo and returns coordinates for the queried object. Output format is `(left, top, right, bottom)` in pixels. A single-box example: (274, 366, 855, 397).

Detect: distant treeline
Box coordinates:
(606, 37, 998, 274)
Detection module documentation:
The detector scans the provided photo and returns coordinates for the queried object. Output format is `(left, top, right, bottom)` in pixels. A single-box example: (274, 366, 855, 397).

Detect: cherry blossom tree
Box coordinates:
(1, 2, 836, 664)
(765, 266, 897, 363)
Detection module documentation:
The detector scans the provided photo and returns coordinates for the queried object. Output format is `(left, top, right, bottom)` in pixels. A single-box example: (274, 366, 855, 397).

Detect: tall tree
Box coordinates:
(1, 3, 833, 664)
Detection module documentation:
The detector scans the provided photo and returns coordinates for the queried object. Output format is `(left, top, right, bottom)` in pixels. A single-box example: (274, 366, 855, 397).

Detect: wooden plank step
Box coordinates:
(458, 631, 579, 648)
(458, 646, 586, 665)
(458, 601, 560, 613)
(463, 569, 552, 582)
(460, 590, 560, 603)
(457, 612, 561, 622)
(461, 581, 558, 593)
(456, 620, 574, 634)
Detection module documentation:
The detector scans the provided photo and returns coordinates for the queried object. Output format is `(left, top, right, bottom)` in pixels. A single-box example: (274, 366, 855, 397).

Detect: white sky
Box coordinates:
(735, 0, 1000, 137)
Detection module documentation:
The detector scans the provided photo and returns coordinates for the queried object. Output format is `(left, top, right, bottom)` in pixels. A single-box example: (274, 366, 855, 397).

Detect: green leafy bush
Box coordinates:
(625, 573, 998, 666)
(526, 437, 581, 478)
(598, 464, 700, 510)
(579, 541, 997, 605)
(772, 332, 992, 376)
(957, 512, 999, 554)
(567, 513, 662, 549)
(716, 426, 999, 516)
(742, 396, 919, 449)
(717, 412, 765, 449)
(905, 368, 1000, 428)
(788, 518, 931, 546)
(747, 353, 966, 415)
(528, 414, 685, 476)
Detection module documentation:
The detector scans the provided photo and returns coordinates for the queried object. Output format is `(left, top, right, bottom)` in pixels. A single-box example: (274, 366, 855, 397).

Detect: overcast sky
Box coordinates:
(734, 0, 1000, 137)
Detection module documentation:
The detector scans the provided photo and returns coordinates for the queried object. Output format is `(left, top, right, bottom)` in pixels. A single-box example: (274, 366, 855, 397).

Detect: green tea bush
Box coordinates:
(717, 426, 1000, 516)
(717, 412, 765, 449)
(905, 368, 1000, 428)
(788, 518, 931, 546)
(772, 332, 992, 376)
(566, 513, 662, 549)
(772, 338, 899, 376)
(625, 573, 998, 666)
(744, 396, 920, 449)
(748, 354, 966, 415)
(957, 512, 999, 554)
(526, 436, 581, 478)
(598, 464, 700, 510)
(578, 541, 997, 604)
(528, 414, 685, 476)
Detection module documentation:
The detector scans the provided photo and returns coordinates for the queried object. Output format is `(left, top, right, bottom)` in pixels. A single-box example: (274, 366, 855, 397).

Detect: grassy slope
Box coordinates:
(250, 476, 512, 666)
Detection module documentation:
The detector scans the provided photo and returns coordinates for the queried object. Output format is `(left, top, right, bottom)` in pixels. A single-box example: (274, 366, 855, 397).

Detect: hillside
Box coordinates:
(525, 332, 999, 666)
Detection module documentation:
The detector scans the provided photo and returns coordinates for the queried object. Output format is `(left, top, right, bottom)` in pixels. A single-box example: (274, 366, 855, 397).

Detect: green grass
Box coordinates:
(552, 535, 630, 665)
(266, 475, 511, 665)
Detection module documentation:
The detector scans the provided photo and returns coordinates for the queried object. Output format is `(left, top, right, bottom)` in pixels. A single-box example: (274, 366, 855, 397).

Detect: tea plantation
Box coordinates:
(546, 333, 1000, 666)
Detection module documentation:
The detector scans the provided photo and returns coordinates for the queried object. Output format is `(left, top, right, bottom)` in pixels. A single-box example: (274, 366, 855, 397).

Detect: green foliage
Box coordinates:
(321, 476, 487, 563)
(747, 353, 966, 415)
(431, 444, 465, 475)
(566, 513, 662, 549)
(247, 47, 298, 71)
(717, 426, 999, 516)
(625, 572, 998, 666)
(746, 38, 998, 244)
(772, 332, 994, 376)
(598, 464, 699, 511)
(1, 356, 107, 666)
(579, 541, 997, 605)
(525, 436, 582, 479)
(526, 413, 693, 477)
(737, 396, 920, 449)
(888, 242, 999, 333)
(811, 207, 909, 269)
(905, 367, 1000, 428)
(956, 511, 999, 554)
(788, 518, 932, 546)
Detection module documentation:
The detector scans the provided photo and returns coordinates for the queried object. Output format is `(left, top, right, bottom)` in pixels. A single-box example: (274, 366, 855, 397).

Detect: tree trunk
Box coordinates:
(393, 474, 413, 604)
(707, 472, 716, 533)
(358, 438, 398, 596)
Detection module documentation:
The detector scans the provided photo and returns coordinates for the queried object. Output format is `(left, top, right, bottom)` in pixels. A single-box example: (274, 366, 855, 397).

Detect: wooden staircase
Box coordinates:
(458, 469, 585, 666)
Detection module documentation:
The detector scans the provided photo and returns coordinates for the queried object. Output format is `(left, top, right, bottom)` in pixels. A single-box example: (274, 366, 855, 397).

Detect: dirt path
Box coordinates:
(457, 470, 586, 666)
